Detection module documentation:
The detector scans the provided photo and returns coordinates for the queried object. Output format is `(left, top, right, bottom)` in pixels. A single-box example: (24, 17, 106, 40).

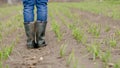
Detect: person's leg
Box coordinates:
(23, 0, 35, 23)
(36, 0, 48, 22)
(23, 0, 35, 48)
(35, 0, 48, 47)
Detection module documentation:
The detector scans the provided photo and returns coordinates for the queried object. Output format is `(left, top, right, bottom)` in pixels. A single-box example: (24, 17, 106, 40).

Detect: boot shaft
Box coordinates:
(35, 21, 47, 46)
(24, 23, 35, 48)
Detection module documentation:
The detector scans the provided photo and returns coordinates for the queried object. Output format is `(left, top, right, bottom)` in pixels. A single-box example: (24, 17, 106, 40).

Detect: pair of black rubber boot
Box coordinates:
(24, 21, 47, 48)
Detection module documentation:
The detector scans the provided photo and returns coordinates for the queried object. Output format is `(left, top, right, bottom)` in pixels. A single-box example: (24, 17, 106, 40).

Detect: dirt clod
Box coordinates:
(30, 56, 37, 60)
(108, 63, 114, 67)
(39, 57, 43, 61)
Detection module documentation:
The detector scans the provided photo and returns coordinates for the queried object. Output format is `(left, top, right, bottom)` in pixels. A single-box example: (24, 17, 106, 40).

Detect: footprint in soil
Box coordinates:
(22, 55, 44, 68)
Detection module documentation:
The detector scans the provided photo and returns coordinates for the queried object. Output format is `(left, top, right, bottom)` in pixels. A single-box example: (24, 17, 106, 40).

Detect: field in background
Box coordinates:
(0, 1, 120, 68)
(53, 1, 120, 19)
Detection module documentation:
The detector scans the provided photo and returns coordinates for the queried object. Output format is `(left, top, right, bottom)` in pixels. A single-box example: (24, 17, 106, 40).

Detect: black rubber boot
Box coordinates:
(24, 23, 35, 48)
(36, 21, 47, 47)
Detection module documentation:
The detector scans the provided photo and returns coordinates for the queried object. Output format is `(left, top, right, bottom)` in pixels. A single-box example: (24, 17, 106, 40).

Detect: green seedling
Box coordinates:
(51, 21, 62, 41)
(115, 30, 120, 36)
(113, 61, 120, 68)
(0, 62, 2, 68)
(73, 57, 78, 68)
(67, 49, 75, 66)
(100, 51, 111, 63)
(88, 24, 101, 37)
(2, 41, 15, 60)
(114, 63, 120, 68)
(0, 33, 2, 41)
(0, 41, 16, 67)
(0, 42, 15, 68)
(105, 26, 111, 32)
(109, 38, 117, 47)
(0, 23, 2, 31)
(72, 28, 82, 42)
(72, 28, 86, 44)
(67, 49, 78, 68)
(6, 21, 12, 27)
(115, 30, 120, 41)
(3, 46, 12, 60)
(60, 16, 66, 25)
(68, 23, 76, 29)
(0, 51, 3, 61)
(6, 65, 9, 68)
(81, 36, 87, 45)
(60, 44, 67, 57)
(87, 42, 101, 61)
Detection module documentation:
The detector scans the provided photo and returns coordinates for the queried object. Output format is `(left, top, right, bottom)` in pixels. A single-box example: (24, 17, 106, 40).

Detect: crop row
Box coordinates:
(0, 5, 23, 68)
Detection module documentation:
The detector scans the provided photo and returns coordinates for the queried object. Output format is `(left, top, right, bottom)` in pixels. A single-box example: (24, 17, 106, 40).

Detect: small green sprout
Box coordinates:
(51, 21, 62, 41)
(73, 58, 78, 68)
(109, 38, 117, 47)
(87, 42, 101, 61)
(105, 26, 111, 32)
(67, 49, 75, 66)
(0, 62, 2, 68)
(114, 63, 120, 68)
(60, 44, 67, 57)
(67, 49, 78, 68)
(72, 28, 86, 44)
(100, 51, 111, 63)
(88, 24, 101, 37)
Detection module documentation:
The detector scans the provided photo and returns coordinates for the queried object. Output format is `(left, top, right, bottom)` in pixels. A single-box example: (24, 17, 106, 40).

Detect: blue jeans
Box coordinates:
(23, 0, 48, 23)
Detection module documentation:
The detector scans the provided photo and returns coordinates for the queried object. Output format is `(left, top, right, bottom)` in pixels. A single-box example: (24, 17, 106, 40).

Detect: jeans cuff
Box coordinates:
(36, 20, 47, 23)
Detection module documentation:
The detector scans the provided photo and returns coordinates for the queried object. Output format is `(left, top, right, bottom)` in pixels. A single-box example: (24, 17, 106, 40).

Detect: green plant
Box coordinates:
(72, 28, 86, 44)
(51, 21, 62, 41)
(112, 61, 120, 68)
(109, 38, 117, 47)
(0, 41, 15, 60)
(60, 44, 67, 57)
(100, 51, 111, 63)
(115, 30, 120, 41)
(114, 63, 120, 68)
(5, 65, 9, 68)
(0, 33, 2, 41)
(0, 41, 16, 68)
(87, 42, 101, 61)
(0, 62, 2, 68)
(115, 30, 120, 36)
(72, 28, 82, 42)
(105, 26, 111, 32)
(67, 49, 75, 66)
(3, 47, 13, 60)
(67, 49, 78, 68)
(88, 24, 101, 37)
(0, 51, 3, 61)
(68, 23, 76, 29)
(73, 58, 78, 68)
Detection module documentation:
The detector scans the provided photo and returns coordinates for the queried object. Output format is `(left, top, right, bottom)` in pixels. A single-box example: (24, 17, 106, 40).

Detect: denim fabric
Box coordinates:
(23, 0, 48, 23)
